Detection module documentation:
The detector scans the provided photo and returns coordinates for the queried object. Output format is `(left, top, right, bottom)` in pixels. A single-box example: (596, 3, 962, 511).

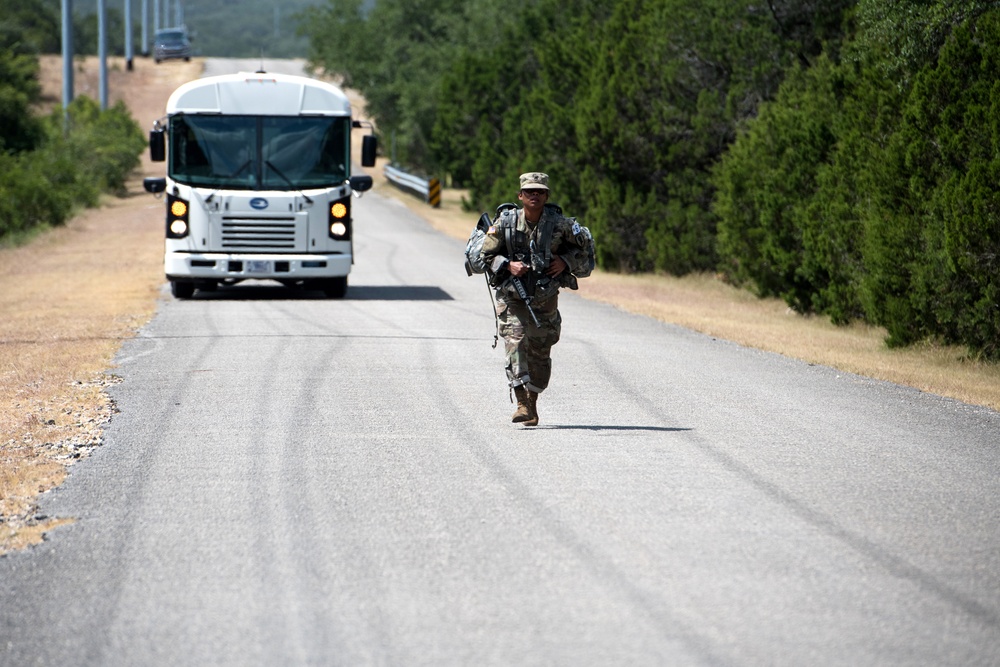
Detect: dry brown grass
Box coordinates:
(0, 55, 200, 554)
(0, 191, 162, 552)
(2, 55, 998, 556)
(581, 272, 1000, 409)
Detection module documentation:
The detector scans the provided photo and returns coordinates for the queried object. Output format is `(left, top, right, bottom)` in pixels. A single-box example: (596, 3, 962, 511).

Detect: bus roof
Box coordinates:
(166, 72, 353, 117)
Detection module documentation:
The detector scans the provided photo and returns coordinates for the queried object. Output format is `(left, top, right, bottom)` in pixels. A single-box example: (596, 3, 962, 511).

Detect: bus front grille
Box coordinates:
(221, 218, 297, 250)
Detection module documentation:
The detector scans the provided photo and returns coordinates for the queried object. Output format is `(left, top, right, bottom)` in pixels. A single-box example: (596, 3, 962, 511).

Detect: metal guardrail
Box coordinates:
(384, 163, 441, 208)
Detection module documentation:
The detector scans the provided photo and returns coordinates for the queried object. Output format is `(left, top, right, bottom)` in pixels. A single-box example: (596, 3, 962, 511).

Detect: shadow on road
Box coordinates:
(188, 284, 453, 301)
(538, 425, 693, 433)
(349, 285, 453, 301)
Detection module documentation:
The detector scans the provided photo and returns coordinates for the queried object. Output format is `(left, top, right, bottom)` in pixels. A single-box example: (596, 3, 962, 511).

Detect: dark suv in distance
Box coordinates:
(153, 28, 192, 63)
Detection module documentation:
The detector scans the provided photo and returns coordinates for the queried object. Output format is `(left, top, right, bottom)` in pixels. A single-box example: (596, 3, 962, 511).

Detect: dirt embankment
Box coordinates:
(2, 55, 999, 555)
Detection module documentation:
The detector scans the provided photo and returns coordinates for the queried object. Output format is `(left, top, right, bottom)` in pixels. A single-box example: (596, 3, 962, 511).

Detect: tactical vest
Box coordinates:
(494, 203, 560, 300)
(506, 212, 551, 263)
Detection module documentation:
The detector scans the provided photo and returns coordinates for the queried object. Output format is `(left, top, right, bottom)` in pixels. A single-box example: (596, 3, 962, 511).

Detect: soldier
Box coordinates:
(480, 172, 593, 426)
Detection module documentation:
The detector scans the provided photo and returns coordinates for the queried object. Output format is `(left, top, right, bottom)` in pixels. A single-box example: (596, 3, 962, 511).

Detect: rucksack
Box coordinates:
(463, 212, 492, 276)
(464, 203, 517, 276)
(567, 219, 596, 278)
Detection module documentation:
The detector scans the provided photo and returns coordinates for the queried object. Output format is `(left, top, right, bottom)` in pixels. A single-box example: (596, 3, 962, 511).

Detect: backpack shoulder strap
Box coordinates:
(537, 211, 555, 263)
(503, 209, 517, 258)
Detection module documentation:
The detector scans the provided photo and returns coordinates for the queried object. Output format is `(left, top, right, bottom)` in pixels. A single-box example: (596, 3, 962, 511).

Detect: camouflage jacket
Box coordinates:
(480, 204, 591, 302)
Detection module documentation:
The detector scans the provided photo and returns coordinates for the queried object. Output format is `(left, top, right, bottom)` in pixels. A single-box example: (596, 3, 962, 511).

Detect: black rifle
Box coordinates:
(509, 268, 542, 328)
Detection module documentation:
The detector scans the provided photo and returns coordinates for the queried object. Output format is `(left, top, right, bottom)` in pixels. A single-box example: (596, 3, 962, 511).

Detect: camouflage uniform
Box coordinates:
(480, 174, 592, 407)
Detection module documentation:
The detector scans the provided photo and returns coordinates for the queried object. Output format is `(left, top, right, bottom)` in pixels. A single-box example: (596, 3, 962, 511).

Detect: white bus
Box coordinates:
(143, 70, 377, 299)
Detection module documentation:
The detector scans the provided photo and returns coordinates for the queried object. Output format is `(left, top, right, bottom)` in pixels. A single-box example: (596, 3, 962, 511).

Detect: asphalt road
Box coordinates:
(2, 62, 999, 666)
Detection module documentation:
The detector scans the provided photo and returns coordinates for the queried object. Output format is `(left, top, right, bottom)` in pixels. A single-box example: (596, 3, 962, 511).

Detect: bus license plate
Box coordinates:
(247, 260, 271, 274)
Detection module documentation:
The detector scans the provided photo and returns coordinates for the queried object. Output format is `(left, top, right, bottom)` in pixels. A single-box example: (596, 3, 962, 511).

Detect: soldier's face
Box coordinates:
(519, 188, 548, 210)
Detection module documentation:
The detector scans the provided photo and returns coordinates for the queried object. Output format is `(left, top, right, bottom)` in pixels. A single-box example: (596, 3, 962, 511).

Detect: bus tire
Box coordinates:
(171, 280, 195, 299)
(322, 277, 347, 299)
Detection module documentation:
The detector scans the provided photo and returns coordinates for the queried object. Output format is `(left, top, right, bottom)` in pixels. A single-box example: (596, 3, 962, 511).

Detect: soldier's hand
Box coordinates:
(546, 255, 567, 277)
(509, 261, 529, 277)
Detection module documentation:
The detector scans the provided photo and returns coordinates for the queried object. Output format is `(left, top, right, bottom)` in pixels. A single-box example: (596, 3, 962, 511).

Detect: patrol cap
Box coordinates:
(519, 172, 550, 191)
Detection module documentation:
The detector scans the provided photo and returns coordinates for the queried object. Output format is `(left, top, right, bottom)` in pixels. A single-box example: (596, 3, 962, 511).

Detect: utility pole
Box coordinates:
(154, 0, 160, 34)
(61, 0, 73, 111)
(98, 0, 108, 110)
(142, 0, 149, 56)
(125, 0, 134, 71)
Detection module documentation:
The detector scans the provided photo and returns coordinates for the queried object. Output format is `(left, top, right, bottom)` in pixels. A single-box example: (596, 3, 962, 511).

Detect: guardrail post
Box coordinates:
(428, 177, 441, 208)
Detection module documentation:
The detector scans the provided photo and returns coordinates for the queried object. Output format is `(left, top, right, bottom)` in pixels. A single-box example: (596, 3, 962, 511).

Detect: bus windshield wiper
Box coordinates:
(227, 159, 252, 179)
(265, 160, 313, 203)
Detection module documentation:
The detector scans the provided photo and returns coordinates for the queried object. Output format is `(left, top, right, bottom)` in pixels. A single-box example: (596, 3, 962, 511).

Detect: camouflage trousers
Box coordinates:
(496, 294, 561, 393)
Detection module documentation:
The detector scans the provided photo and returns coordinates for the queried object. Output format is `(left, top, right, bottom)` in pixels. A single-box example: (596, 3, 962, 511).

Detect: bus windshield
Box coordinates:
(169, 115, 350, 190)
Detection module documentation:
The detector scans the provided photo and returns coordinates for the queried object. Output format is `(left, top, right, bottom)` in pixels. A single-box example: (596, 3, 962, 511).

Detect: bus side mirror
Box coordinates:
(361, 135, 377, 168)
(144, 177, 166, 194)
(350, 174, 373, 193)
(150, 129, 165, 162)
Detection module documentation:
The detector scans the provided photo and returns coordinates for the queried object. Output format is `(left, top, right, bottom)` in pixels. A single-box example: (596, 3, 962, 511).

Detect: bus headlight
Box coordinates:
(328, 196, 351, 240)
(166, 193, 190, 239)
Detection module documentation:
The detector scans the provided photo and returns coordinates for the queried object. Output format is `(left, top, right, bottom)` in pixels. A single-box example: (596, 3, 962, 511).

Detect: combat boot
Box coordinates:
(512, 386, 533, 423)
(523, 390, 539, 427)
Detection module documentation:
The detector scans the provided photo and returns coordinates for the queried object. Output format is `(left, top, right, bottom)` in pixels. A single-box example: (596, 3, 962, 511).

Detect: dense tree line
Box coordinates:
(713, 1, 1000, 356)
(0, 0, 146, 242)
(302, 0, 999, 359)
